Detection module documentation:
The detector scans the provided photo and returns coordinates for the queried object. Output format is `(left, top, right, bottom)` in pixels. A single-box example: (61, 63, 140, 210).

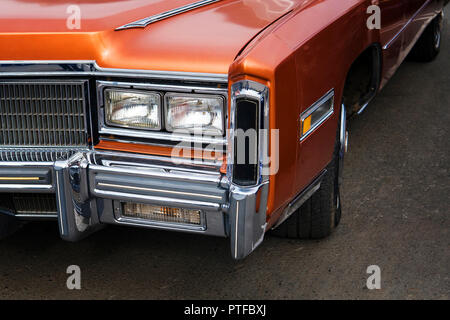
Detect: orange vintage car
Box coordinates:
(0, 0, 446, 259)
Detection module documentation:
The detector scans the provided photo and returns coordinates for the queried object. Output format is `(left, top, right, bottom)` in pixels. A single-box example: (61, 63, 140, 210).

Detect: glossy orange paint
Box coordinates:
(1, 0, 444, 229)
(228, 0, 443, 228)
(95, 140, 225, 162)
(0, 0, 298, 74)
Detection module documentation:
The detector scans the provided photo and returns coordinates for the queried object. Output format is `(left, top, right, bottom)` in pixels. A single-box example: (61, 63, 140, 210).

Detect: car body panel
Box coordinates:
(0, 0, 298, 74)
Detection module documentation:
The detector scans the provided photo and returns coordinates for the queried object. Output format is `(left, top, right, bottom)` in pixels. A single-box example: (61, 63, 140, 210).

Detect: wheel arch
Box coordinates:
(341, 43, 383, 117)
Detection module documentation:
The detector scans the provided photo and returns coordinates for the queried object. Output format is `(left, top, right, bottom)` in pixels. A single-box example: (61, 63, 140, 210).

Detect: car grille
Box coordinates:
(0, 193, 57, 216)
(0, 80, 89, 162)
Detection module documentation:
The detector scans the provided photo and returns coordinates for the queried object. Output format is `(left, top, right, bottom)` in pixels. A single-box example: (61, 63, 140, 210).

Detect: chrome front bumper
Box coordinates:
(0, 151, 269, 259)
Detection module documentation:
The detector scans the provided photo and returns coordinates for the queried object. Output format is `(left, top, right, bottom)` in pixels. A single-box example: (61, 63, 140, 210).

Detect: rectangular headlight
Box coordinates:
(105, 89, 162, 130)
(165, 93, 224, 136)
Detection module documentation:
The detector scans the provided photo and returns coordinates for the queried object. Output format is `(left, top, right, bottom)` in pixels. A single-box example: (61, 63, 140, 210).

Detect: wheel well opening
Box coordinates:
(342, 44, 381, 117)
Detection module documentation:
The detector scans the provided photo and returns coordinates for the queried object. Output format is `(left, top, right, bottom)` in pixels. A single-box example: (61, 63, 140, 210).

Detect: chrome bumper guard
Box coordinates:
(0, 151, 269, 259)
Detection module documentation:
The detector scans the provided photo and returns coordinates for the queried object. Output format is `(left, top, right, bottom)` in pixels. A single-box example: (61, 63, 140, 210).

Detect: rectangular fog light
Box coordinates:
(122, 203, 202, 226)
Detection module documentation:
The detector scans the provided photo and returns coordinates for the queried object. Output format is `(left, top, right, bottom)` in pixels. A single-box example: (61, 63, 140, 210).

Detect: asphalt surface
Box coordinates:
(0, 14, 449, 300)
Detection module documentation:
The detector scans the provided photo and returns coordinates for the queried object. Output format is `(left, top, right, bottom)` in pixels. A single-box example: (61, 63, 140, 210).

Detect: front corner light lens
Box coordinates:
(165, 94, 224, 136)
(301, 91, 334, 139)
(105, 89, 161, 130)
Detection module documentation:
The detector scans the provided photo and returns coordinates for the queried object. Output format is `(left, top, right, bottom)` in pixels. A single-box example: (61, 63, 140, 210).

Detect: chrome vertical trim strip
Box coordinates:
(54, 165, 68, 236)
(338, 104, 348, 187)
(228, 80, 270, 186)
(228, 80, 270, 259)
(116, 0, 222, 31)
(229, 182, 269, 259)
(234, 201, 239, 259)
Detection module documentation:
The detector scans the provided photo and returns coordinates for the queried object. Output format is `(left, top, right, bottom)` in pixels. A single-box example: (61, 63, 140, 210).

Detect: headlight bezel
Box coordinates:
(97, 80, 228, 146)
(102, 87, 226, 137)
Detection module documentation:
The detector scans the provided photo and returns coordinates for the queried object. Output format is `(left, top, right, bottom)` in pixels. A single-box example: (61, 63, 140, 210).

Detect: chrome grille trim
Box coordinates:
(0, 147, 88, 162)
(0, 61, 229, 84)
(0, 80, 89, 161)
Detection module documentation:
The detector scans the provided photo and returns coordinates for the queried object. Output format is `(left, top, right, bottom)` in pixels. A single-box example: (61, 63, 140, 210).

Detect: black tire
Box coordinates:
(408, 14, 443, 62)
(272, 129, 342, 239)
(0, 213, 21, 240)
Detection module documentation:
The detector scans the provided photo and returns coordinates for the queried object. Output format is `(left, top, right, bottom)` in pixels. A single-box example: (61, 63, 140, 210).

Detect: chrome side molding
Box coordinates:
(383, 0, 432, 50)
(339, 104, 348, 187)
(116, 0, 222, 31)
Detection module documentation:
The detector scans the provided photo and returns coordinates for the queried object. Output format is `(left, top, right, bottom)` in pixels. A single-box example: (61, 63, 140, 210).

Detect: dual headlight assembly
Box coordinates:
(104, 89, 225, 136)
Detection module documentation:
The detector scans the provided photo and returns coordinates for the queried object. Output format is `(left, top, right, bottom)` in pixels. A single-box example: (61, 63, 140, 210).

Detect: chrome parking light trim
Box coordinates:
(104, 200, 226, 235)
(114, 214, 207, 232)
(113, 201, 207, 232)
(116, 0, 222, 31)
(300, 89, 334, 141)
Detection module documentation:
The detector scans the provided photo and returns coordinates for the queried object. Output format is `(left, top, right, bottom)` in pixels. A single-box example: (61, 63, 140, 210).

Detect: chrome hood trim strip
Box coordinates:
(116, 0, 221, 31)
(0, 60, 228, 83)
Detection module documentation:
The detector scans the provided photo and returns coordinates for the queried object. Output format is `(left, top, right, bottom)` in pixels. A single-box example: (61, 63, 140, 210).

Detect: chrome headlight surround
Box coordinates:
(97, 81, 228, 146)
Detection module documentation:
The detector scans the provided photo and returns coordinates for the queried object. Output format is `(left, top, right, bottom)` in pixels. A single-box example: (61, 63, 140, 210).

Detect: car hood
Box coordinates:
(0, 0, 299, 74)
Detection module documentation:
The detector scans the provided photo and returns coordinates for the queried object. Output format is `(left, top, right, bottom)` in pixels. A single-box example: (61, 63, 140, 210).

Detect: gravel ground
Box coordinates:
(0, 9, 448, 300)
